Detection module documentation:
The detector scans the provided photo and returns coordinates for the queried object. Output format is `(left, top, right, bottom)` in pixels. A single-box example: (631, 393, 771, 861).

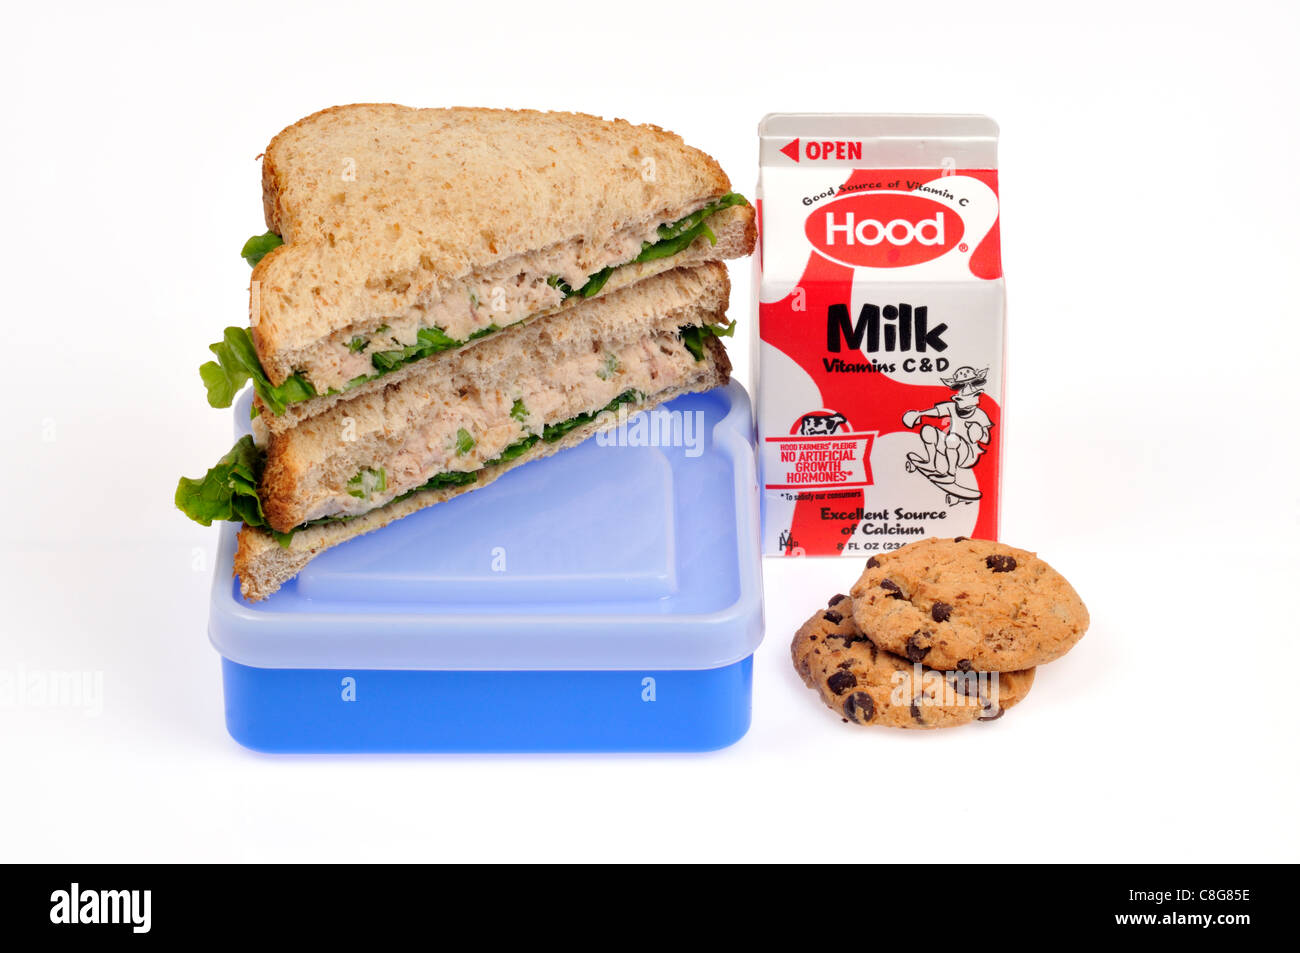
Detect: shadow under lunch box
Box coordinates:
(207, 382, 765, 753)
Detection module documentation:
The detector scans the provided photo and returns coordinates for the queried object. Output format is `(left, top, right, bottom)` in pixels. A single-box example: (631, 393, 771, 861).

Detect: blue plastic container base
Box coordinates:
(209, 384, 764, 754)
(222, 657, 753, 753)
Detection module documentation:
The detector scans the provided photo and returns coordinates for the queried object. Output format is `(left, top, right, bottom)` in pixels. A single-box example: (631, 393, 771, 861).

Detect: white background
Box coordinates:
(2, 0, 1297, 863)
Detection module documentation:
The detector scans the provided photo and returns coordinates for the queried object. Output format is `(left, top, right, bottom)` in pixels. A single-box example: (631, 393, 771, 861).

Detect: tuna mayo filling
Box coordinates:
(301, 329, 705, 522)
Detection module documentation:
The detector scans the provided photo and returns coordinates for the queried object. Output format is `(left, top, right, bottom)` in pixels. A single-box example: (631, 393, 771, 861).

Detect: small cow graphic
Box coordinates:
(797, 411, 848, 436)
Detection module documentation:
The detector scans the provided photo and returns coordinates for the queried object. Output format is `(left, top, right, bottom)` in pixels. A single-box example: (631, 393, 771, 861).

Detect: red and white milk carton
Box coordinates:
(755, 115, 1005, 556)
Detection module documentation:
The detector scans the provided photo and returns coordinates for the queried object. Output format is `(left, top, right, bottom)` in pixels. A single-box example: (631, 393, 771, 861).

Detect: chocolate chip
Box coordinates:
(978, 705, 1005, 722)
(839, 630, 878, 659)
(823, 610, 843, 624)
(957, 659, 973, 672)
(931, 601, 953, 623)
(985, 554, 1017, 573)
(904, 634, 931, 662)
(828, 593, 848, 607)
(827, 670, 858, 695)
(880, 578, 904, 599)
(842, 692, 875, 724)
(833, 629, 872, 650)
(866, 556, 880, 569)
(910, 697, 925, 724)
(953, 536, 967, 543)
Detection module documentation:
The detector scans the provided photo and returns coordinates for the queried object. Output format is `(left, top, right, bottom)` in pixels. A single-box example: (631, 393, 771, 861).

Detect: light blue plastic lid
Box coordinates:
(208, 382, 764, 672)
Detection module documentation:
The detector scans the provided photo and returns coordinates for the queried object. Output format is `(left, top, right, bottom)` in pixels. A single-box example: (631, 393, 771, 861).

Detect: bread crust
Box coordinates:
(260, 103, 729, 239)
(234, 353, 731, 601)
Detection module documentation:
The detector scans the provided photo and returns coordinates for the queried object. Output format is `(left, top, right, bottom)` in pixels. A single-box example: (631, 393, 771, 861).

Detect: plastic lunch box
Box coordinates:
(207, 383, 765, 752)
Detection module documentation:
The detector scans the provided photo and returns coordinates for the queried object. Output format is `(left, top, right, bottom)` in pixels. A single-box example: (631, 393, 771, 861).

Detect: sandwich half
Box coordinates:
(179, 264, 734, 601)
(202, 104, 756, 430)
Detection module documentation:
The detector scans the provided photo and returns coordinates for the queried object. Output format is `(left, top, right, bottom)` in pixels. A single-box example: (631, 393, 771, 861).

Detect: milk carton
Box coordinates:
(755, 115, 1004, 556)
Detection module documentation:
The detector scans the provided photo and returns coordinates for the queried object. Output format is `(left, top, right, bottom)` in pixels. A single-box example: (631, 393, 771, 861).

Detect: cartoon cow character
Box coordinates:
(902, 366, 992, 504)
(797, 412, 848, 436)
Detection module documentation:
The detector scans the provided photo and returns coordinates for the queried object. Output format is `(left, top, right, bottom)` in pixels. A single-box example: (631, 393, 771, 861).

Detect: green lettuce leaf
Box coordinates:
(200, 327, 316, 415)
(679, 320, 737, 361)
(241, 231, 283, 267)
(412, 470, 478, 492)
(370, 326, 461, 373)
(489, 434, 539, 464)
(175, 435, 271, 528)
(635, 192, 748, 263)
(543, 390, 640, 442)
(577, 267, 613, 298)
(553, 192, 749, 299)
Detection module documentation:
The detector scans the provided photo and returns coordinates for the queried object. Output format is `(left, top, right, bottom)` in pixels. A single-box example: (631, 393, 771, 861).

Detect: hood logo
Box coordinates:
(806, 192, 964, 268)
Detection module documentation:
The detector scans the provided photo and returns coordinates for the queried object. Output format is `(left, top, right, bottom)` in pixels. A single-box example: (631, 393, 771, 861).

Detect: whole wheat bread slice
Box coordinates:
(248, 104, 755, 391)
(234, 337, 731, 602)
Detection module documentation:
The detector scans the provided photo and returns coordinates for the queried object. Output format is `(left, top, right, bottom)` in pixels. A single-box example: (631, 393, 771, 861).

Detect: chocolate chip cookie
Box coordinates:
(849, 537, 1089, 672)
(792, 594, 1035, 729)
